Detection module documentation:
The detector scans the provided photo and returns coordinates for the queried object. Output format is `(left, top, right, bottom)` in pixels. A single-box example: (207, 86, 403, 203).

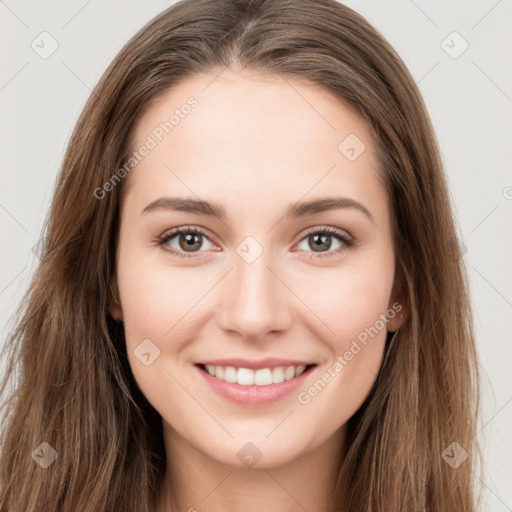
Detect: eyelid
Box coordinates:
(297, 225, 353, 244)
(159, 224, 215, 243)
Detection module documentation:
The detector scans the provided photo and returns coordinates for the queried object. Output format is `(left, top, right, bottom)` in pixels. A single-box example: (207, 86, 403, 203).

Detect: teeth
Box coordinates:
(237, 367, 254, 385)
(254, 368, 272, 386)
(284, 366, 295, 380)
(215, 365, 224, 379)
(203, 364, 309, 386)
(223, 366, 237, 383)
(272, 366, 284, 383)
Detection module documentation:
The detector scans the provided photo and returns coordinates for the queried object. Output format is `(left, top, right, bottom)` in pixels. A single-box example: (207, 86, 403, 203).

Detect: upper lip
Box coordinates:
(196, 358, 316, 370)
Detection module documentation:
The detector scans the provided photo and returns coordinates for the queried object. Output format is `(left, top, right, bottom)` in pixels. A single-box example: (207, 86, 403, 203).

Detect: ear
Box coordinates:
(386, 270, 409, 332)
(108, 281, 123, 322)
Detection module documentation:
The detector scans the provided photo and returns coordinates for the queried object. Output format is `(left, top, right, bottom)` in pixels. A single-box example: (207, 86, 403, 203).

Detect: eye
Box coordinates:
(157, 226, 217, 259)
(157, 225, 354, 260)
(295, 226, 354, 258)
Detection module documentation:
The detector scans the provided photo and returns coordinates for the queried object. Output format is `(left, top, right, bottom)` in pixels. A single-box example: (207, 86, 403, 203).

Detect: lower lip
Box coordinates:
(195, 364, 316, 406)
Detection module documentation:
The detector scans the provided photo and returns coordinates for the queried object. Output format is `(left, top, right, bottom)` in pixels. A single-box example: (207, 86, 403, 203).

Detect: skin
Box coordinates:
(110, 68, 406, 512)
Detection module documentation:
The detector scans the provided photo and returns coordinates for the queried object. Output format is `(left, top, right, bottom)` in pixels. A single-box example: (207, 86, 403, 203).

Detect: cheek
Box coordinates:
(303, 255, 394, 346)
(117, 237, 208, 340)
(118, 261, 201, 419)
(117, 247, 215, 400)
(294, 255, 394, 409)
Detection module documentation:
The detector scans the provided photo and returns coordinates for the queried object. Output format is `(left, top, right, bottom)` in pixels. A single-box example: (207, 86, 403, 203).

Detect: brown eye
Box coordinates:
(178, 232, 203, 252)
(296, 227, 354, 257)
(308, 233, 332, 252)
(158, 227, 216, 258)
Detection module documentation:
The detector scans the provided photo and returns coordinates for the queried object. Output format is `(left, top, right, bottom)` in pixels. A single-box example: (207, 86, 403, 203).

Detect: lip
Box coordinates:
(194, 362, 317, 406)
(196, 357, 316, 370)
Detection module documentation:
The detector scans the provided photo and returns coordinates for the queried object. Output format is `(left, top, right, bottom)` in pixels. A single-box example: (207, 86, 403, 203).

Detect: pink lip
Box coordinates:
(194, 363, 317, 406)
(197, 357, 315, 370)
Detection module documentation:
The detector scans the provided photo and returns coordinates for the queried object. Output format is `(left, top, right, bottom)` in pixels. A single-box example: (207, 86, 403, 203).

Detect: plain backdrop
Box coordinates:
(1, 1, 511, 510)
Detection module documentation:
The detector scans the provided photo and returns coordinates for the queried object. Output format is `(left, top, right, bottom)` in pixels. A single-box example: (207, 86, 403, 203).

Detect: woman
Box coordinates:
(0, 0, 481, 510)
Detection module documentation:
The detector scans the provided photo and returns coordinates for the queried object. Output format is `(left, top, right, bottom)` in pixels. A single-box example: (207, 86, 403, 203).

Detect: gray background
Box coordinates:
(1, 0, 511, 509)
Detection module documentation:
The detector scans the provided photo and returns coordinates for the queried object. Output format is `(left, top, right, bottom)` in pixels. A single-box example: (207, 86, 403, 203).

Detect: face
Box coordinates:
(111, 68, 404, 469)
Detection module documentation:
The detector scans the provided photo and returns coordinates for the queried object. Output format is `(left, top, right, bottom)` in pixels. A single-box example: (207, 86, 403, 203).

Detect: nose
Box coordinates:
(217, 250, 294, 341)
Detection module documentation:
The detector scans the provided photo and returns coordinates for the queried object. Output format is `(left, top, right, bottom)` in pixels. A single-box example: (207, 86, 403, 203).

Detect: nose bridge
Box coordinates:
(218, 245, 292, 339)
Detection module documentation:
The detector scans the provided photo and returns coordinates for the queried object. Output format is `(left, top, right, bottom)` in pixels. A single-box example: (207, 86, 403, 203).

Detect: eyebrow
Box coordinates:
(141, 196, 374, 223)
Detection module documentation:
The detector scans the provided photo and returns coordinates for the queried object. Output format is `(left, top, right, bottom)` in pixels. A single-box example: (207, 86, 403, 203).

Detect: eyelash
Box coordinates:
(157, 225, 354, 260)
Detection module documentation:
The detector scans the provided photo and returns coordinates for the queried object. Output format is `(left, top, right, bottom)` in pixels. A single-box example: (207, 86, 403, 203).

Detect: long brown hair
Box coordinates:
(0, 0, 482, 510)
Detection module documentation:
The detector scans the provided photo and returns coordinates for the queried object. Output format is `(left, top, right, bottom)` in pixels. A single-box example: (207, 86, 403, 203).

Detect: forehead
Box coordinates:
(123, 69, 386, 220)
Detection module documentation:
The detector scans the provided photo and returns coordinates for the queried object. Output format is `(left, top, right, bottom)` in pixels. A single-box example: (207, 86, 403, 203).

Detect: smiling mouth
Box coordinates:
(196, 363, 317, 386)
